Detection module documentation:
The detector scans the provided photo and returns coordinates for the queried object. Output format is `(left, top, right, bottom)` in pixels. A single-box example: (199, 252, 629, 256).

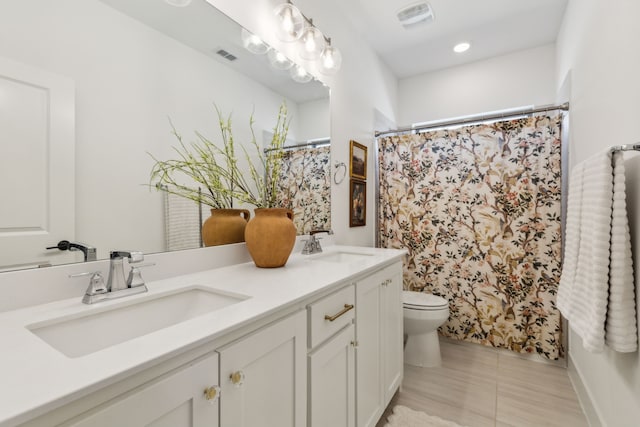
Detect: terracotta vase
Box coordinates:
(202, 208, 251, 247)
(244, 208, 297, 268)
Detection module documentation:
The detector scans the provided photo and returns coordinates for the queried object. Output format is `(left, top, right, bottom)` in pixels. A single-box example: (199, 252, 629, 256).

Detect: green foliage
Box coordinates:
(149, 102, 290, 209)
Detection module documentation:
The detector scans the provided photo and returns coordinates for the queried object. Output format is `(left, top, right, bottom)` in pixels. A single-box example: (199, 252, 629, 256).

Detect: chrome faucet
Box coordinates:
(302, 230, 334, 255)
(46, 240, 97, 262)
(107, 251, 144, 292)
(71, 250, 153, 304)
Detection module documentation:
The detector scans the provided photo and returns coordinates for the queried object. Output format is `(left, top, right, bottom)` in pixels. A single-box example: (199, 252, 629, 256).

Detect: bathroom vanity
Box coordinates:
(0, 245, 405, 427)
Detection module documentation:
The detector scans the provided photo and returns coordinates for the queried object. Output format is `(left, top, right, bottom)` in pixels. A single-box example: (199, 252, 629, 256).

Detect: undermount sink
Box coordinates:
(27, 287, 249, 358)
(311, 251, 374, 263)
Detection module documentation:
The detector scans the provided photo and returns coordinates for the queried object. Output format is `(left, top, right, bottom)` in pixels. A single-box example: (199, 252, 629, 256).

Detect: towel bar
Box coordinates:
(610, 143, 640, 152)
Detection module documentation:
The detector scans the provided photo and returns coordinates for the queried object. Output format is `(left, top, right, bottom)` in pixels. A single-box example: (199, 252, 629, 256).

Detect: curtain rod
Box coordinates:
(264, 139, 330, 153)
(374, 102, 570, 138)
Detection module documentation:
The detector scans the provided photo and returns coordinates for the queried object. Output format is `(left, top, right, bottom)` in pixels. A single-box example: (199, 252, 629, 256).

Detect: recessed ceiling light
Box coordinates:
(453, 42, 471, 53)
(165, 0, 192, 7)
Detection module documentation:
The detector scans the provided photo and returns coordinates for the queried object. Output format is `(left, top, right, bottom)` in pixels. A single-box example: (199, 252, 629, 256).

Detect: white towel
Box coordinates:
(164, 192, 203, 251)
(606, 151, 638, 351)
(557, 150, 638, 353)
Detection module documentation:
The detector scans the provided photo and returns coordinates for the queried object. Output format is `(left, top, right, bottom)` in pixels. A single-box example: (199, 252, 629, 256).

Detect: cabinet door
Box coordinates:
(218, 310, 307, 427)
(309, 323, 356, 427)
(381, 267, 404, 405)
(68, 354, 219, 427)
(355, 276, 383, 427)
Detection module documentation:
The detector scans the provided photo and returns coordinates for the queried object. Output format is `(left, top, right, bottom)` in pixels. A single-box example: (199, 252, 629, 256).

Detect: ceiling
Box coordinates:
(335, 0, 569, 78)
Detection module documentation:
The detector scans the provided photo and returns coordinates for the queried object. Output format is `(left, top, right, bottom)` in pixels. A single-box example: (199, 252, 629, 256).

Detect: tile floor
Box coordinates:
(377, 339, 588, 427)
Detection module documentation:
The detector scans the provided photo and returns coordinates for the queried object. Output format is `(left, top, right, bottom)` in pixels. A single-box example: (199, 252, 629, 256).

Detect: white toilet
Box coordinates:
(402, 290, 450, 367)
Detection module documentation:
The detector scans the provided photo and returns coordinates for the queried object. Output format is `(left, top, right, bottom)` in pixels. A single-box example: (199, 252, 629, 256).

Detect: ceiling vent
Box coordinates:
(397, 2, 434, 29)
(215, 49, 237, 62)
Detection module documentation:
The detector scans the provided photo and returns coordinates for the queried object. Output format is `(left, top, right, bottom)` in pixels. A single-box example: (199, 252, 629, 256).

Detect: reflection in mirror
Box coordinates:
(0, 0, 330, 272)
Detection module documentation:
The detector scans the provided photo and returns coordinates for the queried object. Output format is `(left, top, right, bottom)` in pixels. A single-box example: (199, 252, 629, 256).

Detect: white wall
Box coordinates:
(556, 0, 640, 425)
(295, 98, 330, 142)
(0, 0, 302, 261)
(398, 44, 557, 125)
(208, 0, 399, 247)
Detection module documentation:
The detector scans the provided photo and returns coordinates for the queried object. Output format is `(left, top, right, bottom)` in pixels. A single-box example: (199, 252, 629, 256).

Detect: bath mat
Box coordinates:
(382, 405, 467, 427)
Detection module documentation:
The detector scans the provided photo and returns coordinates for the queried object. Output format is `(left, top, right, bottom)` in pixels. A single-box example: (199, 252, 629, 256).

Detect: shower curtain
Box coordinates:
(378, 114, 564, 359)
(276, 145, 331, 234)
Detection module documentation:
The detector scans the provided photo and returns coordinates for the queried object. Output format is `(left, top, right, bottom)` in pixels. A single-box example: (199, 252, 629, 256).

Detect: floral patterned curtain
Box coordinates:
(378, 114, 564, 359)
(276, 145, 331, 234)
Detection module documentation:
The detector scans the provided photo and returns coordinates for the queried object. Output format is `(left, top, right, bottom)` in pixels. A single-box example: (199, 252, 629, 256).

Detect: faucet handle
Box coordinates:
(70, 271, 107, 298)
(110, 250, 144, 263)
(126, 262, 155, 288)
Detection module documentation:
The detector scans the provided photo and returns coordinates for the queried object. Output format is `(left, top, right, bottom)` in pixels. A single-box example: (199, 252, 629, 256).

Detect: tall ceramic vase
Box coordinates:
(202, 209, 251, 246)
(244, 208, 297, 268)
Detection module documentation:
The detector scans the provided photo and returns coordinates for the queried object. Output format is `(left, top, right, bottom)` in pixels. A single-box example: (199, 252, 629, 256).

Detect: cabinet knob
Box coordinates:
(350, 340, 359, 348)
(203, 385, 221, 403)
(230, 370, 245, 387)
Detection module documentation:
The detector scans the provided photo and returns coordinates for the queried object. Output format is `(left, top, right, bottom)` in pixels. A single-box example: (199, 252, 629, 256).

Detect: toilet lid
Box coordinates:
(402, 291, 448, 309)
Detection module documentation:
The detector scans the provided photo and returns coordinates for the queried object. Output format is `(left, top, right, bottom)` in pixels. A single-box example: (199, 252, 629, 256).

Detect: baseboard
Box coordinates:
(567, 354, 603, 427)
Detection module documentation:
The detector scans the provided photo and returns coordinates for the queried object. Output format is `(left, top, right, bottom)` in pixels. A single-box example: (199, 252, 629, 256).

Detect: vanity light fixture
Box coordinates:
(274, 1, 305, 42)
(453, 42, 471, 53)
(274, 1, 342, 73)
(241, 28, 269, 55)
(267, 49, 294, 70)
(318, 39, 342, 75)
(298, 21, 326, 60)
(290, 64, 313, 83)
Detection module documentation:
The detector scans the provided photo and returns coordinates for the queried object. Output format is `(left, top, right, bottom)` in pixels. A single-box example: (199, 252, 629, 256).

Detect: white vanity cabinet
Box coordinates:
(67, 353, 219, 427)
(5, 250, 406, 427)
(217, 309, 307, 427)
(355, 263, 403, 427)
(308, 285, 356, 427)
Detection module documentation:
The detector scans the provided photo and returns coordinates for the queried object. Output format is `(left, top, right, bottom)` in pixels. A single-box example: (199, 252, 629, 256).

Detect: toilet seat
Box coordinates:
(402, 291, 448, 311)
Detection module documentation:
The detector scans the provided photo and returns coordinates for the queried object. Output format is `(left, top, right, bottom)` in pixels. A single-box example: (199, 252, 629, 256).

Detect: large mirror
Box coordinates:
(0, 0, 330, 271)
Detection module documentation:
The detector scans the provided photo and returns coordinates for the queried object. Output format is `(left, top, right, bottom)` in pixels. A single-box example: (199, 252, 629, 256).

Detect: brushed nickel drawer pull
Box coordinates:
(324, 304, 354, 322)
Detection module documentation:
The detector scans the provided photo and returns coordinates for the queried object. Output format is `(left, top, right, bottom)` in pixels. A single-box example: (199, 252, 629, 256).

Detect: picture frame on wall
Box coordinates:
(350, 140, 367, 180)
(349, 179, 366, 227)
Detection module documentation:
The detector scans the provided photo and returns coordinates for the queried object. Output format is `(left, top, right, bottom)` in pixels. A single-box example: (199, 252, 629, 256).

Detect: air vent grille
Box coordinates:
(397, 2, 434, 29)
(216, 49, 237, 61)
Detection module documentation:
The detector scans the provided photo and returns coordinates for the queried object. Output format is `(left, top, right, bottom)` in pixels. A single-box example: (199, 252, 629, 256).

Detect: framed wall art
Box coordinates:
(349, 179, 366, 227)
(349, 140, 367, 180)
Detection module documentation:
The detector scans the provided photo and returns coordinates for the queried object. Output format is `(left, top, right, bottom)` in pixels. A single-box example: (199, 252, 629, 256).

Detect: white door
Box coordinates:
(356, 276, 383, 427)
(68, 354, 219, 427)
(309, 323, 356, 427)
(218, 310, 307, 427)
(0, 56, 75, 270)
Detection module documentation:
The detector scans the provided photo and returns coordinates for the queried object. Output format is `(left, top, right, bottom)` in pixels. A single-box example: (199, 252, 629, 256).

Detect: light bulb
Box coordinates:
(298, 26, 326, 60)
(453, 42, 471, 53)
(241, 28, 269, 54)
(274, 3, 304, 42)
(319, 44, 342, 75)
(267, 49, 294, 70)
(290, 65, 313, 83)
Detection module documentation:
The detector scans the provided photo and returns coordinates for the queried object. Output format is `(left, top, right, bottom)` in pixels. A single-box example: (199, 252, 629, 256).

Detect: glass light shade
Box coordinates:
(290, 65, 313, 83)
(298, 26, 326, 60)
(267, 49, 294, 70)
(273, 3, 304, 42)
(241, 28, 269, 54)
(318, 45, 342, 75)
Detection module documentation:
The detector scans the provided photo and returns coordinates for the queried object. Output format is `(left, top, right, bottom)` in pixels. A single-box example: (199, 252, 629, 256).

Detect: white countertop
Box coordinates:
(0, 245, 405, 427)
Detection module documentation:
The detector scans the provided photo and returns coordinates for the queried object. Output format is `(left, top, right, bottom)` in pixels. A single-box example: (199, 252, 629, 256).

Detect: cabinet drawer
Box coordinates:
(308, 285, 355, 348)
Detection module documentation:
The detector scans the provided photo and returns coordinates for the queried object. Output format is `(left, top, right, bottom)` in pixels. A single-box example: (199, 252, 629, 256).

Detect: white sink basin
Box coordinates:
(27, 287, 249, 358)
(311, 251, 374, 263)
